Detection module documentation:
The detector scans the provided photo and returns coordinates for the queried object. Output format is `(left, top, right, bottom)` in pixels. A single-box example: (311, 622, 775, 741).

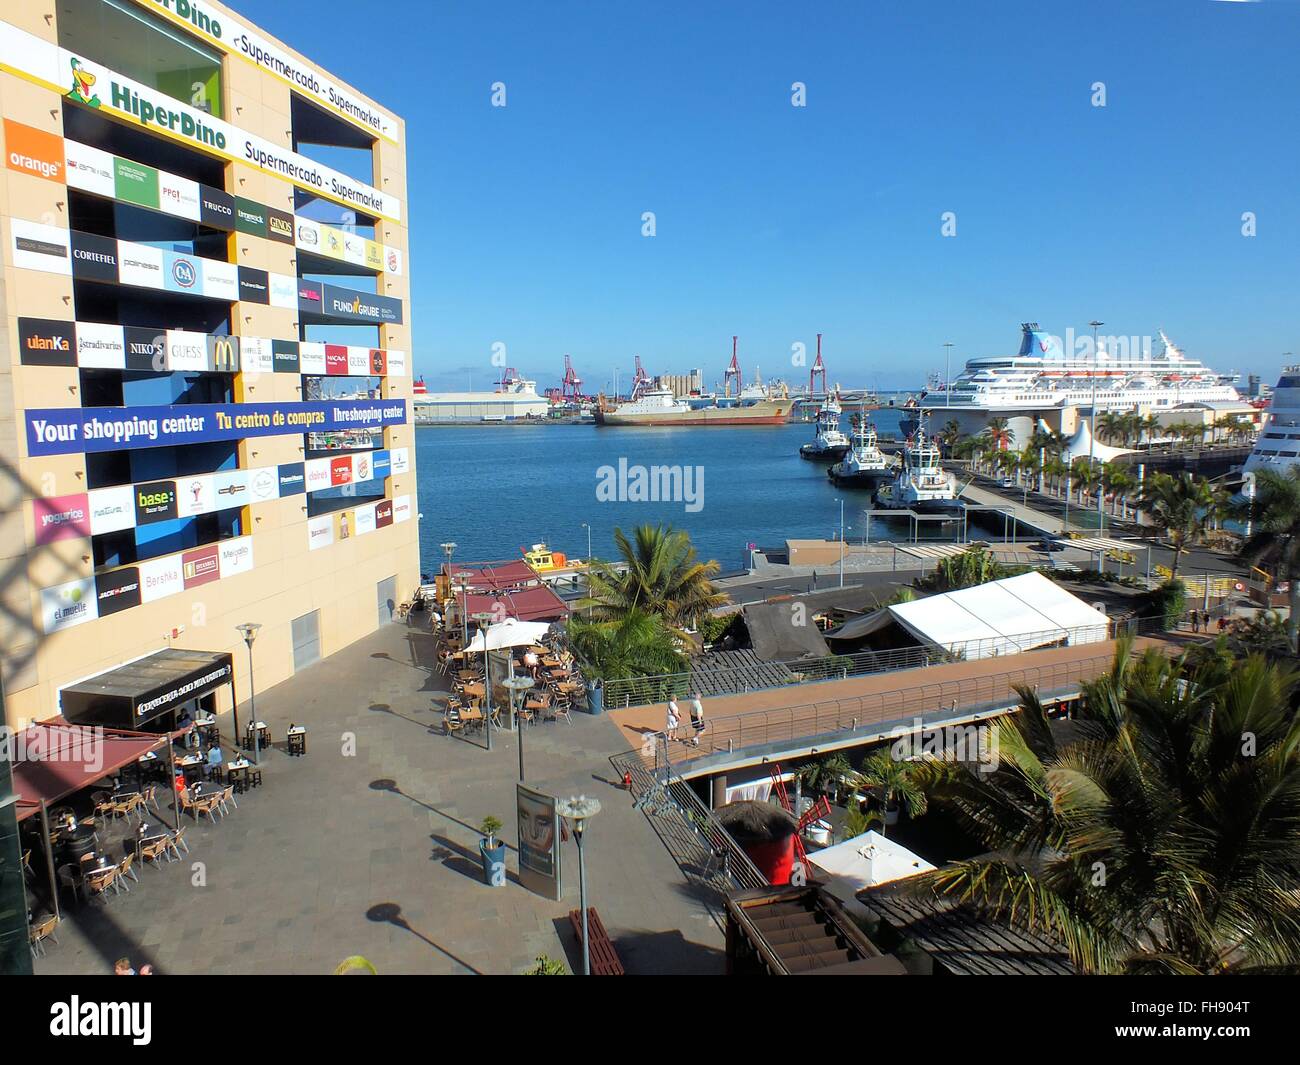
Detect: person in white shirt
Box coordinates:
(666, 699, 681, 741)
(689, 693, 706, 747)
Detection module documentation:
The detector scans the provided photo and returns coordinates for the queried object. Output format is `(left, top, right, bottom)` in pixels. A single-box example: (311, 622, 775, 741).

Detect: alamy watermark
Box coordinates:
(887, 716, 1000, 774)
(1, 724, 105, 773)
(596, 458, 704, 513)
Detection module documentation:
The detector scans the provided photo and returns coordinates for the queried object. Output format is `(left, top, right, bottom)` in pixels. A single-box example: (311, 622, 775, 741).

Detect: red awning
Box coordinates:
(445, 559, 540, 592)
(460, 585, 570, 622)
(10, 719, 169, 821)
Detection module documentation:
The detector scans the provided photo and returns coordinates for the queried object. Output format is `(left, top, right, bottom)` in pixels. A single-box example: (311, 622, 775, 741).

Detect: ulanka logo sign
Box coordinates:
(68, 58, 100, 108)
(171, 257, 198, 288)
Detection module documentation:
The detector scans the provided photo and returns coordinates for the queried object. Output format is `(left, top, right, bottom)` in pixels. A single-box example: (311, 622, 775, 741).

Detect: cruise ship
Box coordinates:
(1243, 366, 1300, 478)
(916, 323, 1242, 443)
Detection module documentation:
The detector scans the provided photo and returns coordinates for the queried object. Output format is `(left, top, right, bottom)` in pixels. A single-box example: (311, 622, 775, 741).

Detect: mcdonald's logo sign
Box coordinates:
(206, 335, 241, 373)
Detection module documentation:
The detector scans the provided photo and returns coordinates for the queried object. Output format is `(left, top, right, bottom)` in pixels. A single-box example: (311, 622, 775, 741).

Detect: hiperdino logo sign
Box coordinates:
(152, 0, 223, 39)
(105, 81, 227, 151)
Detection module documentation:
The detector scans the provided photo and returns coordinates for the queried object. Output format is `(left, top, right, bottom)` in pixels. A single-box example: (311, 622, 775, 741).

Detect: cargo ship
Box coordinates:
(595, 337, 795, 426)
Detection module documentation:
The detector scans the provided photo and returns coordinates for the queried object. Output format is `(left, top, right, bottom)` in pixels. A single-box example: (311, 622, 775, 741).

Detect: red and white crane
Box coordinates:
(561, 353, 583, 401)
(809, 333, 827, 396)
(724, 336, 742, 397)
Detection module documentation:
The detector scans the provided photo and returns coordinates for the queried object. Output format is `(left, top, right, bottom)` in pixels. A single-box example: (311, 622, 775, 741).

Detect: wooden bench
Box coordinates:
(568, 907, 625, 975)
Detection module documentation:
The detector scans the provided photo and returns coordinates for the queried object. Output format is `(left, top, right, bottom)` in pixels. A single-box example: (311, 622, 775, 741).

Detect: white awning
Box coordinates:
(887, 571, 1110, 658)
(808, 830, 935, 901)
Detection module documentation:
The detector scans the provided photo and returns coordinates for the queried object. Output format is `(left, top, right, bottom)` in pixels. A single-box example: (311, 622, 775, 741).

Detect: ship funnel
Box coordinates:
(1018, 323, 1063, 359)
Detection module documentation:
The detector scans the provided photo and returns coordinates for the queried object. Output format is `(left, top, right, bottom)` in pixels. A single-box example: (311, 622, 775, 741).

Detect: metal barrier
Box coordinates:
(602, 623, 1119, 709)
(643, 650, 1120, 768)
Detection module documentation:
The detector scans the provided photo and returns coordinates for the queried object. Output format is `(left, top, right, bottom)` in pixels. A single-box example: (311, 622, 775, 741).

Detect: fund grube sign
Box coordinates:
(25, 399, 407, 456)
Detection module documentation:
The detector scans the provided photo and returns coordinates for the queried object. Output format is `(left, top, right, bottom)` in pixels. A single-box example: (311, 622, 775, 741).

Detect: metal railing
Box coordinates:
(641, 650, 1120, 769)
(603, 622, 1121, 709)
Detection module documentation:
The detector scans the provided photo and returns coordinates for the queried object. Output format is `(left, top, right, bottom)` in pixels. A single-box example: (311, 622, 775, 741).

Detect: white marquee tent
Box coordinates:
(828, 571, 1111, 659)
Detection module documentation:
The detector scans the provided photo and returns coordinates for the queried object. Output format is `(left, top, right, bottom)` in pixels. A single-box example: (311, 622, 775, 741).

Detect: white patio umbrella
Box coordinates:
(462, 618, 552, 653)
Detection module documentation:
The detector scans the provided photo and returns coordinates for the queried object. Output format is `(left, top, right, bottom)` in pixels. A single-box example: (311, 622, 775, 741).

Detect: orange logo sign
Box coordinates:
(4, 119, 65, 183)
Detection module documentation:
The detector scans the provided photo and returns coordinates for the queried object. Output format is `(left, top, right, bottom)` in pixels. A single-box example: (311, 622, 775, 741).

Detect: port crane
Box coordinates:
(809, 333, 827, 396)
(561, 353, 583, 401)
(630, 354, 653, 399)
(724, 336, 742, 397)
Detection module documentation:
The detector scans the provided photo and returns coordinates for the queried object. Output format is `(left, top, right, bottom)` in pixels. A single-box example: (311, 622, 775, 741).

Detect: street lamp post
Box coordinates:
(503, 675, 534, 781)
(471, 611, 496, 750)
(943, 342, 953, 408)
(836, 498, 845, 588)
(235, 622, 262, 765)
(557, 795, 602, 975)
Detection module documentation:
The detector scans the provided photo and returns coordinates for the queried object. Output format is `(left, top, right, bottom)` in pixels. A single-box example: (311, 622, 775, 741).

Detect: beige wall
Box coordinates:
(0, 1, 419, 728)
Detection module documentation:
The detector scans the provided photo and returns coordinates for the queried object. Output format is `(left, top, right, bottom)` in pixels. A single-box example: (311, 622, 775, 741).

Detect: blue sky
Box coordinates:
(240, 0, 1300, 392)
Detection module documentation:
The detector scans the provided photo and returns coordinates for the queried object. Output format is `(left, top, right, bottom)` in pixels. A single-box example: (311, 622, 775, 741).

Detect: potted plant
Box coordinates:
(478, 816, 505, 886)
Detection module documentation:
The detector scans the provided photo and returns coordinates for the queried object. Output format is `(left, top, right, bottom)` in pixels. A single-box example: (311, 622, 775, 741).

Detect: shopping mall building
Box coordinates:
(0, 0, 419, 731)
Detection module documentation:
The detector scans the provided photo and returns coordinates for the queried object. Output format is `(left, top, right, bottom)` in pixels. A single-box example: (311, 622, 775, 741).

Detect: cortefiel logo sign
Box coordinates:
(70, 230, 119, 283)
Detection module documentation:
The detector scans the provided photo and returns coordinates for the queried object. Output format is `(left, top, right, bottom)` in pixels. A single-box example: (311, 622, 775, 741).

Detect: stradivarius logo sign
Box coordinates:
(68, 58, 100, 107)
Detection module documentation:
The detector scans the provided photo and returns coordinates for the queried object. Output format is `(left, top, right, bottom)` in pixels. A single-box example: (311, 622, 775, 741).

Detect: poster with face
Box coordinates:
(516, 784, 561, 900)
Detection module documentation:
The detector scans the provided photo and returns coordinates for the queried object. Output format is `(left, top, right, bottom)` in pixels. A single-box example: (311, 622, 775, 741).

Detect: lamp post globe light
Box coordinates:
(502, 675, 535, 781)
(471, 611, 497, 750)
(235, 622, 262, 765)
(557, 795, 601, 975)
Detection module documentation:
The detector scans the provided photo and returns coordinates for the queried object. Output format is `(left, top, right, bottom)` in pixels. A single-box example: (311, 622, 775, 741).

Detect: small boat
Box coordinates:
(828, 419, 893, 487)
(874, 426, 959, 511)
(799, 393, 851, 460)
(521, 542, 589, 586)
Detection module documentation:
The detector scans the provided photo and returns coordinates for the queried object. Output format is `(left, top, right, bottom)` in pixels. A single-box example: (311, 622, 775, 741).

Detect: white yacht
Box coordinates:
(800, 393, 851, 460)
(1243, 366, 1300, 478)
(828, 418, 892, 487)
(875, 426, 958, 511)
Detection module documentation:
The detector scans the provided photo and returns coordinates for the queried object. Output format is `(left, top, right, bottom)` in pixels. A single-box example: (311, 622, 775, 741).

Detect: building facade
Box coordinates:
(0, 0, 419, 729)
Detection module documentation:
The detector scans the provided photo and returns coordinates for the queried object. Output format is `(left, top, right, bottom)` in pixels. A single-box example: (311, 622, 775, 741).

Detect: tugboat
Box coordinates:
(799, 393, 851, 460)
(874, 425, 959, 511)
(828, 418, 893, 488)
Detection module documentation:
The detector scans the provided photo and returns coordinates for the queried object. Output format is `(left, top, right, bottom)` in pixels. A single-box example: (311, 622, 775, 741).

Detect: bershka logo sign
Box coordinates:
(18, 317, 76, 367)
(95, 566, 142, 616)
(134, 480, 177, 524)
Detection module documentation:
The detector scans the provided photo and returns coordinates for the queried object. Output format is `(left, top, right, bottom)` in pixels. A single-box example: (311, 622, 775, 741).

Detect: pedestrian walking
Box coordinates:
(689, 692, 706, 747)
(666, 698, 680, 742)
(1190, 610, 1200, 633)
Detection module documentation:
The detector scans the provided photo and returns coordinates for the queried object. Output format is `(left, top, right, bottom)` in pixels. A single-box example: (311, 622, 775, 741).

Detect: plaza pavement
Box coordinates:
(34, 621, 724, 975)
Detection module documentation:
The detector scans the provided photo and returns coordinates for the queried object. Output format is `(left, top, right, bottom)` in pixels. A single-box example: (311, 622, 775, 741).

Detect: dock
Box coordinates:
(957, 479, 1065, 537)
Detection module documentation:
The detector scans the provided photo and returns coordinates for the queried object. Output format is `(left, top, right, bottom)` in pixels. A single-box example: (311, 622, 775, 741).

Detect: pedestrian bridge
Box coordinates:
(609, 638, 1168, 781)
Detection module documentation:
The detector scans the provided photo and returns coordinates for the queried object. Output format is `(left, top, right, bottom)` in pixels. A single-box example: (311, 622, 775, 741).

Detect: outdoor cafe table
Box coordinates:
(177, 753, 204, 782)
(226, 760, 252, 791)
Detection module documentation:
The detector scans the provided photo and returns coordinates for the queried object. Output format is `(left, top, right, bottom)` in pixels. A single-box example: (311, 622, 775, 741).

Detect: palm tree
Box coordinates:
(1137, 471, 1223, 581)
(1237, 466, 1300, 653)
(1069, 457, 1095, 506)
(915, 544, 1009, 592)
(910, 640, 1300, 973)
(983, 416, 1012, 452)
(850, 748, 929, 838)
(1140, 413, 1162, 448)
(1105, 466, 1134, 519)
(581, 524, 726, 630)
(1097, 411, 1124, 445)
(567, 607, 687, 681)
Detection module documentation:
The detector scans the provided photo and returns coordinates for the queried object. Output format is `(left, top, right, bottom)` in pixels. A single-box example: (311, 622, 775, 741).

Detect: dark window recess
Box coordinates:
(62, 102, 227, 188)
(93, 510, 242, 569)
(73, 279, 233, 334)
(78, 367, 232, 409)
(307, 486, 385, 519)
(86, 441, 239, 491)
(69, 190, 229, 261)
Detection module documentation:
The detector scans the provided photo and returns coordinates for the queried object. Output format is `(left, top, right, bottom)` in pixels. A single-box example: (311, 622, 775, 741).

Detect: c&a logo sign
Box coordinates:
(171, 258, 198, 289)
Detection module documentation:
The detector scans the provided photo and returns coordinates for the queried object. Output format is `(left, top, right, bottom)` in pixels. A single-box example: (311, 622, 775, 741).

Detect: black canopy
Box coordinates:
(60, 648, 235, 729)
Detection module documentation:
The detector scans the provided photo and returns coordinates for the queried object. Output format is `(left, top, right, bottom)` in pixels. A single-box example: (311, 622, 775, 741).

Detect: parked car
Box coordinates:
(997, 477, 1017, 489)
(1036, 539, 1066, 553)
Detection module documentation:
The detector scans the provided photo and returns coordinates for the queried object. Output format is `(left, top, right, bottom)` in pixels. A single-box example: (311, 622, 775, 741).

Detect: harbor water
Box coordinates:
(414, 409, 1023, 570)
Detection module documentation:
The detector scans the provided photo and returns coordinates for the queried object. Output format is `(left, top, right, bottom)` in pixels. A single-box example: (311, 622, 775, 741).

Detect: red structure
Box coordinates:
(499, 366, 520, 390)
(561, 353, 583, 401)
(809, 333, 827, 396)
(724, 335, 742, 396)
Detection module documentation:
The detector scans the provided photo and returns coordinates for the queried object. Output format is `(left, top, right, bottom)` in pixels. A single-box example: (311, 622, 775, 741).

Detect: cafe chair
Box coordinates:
(165, 829, 189, 860)
(443, 707, 465, 736)
(139, 837, 173, 869)
(29, 914, 60, 959)
(85, 866, 119, 903)
(118, 853, 138, 886)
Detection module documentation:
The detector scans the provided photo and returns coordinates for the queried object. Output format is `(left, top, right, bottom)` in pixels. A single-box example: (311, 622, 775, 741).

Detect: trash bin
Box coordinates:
(585, 680, 604, 715)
